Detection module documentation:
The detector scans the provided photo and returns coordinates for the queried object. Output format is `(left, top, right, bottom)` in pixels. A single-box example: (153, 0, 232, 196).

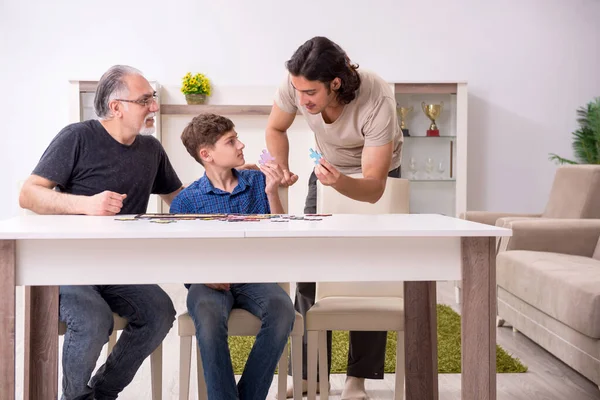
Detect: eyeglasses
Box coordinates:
(114, 91, 158, 107)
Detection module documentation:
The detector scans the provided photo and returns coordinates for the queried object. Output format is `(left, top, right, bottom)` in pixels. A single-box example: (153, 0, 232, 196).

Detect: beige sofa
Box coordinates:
(496, 218, 600, 387)
(457, 165, 600, 302)
(459, 165, 600, 386)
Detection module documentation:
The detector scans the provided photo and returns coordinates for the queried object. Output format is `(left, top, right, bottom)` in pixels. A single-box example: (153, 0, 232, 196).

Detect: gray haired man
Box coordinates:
(20, 65, 183, 400)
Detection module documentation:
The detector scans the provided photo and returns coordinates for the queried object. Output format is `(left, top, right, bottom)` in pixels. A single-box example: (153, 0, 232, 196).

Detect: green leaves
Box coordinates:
(549, 98, 600, 165)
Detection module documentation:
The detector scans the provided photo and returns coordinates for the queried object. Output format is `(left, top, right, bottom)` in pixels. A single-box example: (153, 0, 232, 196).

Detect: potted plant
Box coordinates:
(181, 72, 212, 105)
(549, 97, 600, 164)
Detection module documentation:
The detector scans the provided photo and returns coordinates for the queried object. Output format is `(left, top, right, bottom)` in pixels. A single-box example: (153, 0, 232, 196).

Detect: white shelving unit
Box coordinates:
(393, 82, 468, 217)
(68, 80, 467, 217)
(68, 80, 164, 213)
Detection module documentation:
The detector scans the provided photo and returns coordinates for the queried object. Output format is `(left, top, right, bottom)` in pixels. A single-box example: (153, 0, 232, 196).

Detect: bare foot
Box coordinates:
(341, 376, 368, 400)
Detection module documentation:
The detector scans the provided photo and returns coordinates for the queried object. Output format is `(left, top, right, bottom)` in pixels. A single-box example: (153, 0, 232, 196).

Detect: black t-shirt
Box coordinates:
(32, 119, 182, 214)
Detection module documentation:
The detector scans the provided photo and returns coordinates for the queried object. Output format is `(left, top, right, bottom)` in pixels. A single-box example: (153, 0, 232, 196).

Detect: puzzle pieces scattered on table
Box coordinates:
(114, 217, 137, 221)
(258, 149, 275, 165)
(309, 148, 322, 165)
(115, 213, 333, 224)
(135, 213, 226, 220)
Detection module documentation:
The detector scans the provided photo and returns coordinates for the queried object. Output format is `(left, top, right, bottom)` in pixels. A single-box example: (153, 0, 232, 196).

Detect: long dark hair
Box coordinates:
(285, 37, 361, 105)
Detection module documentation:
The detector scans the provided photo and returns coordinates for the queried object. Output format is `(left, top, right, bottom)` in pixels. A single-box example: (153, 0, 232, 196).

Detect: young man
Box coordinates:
(170, 113, 296, 400)
(19, 65, 184, 399)
(265, 36, 403, 399)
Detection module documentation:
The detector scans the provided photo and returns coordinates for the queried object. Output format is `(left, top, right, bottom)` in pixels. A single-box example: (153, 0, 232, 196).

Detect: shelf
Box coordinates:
(161, 104, 271, 115)
(394, 83, 457, 94)
(404, 135, 456, 139)
(410, 180, 456, 182)
(161, 104, 301, 116)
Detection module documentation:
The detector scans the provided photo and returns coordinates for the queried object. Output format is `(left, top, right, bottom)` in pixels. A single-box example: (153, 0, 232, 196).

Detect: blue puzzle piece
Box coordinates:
(309, 148, 322, 165)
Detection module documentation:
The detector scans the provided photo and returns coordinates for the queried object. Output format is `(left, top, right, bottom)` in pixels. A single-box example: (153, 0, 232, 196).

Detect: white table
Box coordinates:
(0, 214, 511, 400)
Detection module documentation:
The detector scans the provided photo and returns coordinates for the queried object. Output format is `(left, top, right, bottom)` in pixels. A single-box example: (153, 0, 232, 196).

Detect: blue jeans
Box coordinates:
(187, 283, 295, 400)
(59, 285, 176, 400)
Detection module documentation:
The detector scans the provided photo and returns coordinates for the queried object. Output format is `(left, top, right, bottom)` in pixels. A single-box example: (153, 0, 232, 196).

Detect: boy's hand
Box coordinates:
(205, 283, 231, 291)
(260, 162, 284, 195)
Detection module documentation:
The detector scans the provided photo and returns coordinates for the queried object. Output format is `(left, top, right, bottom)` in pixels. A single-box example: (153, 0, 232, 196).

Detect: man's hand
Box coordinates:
(315, 158, 342, 187)
(205, 283, 231, 291)
(260, 162, 284, 195)
(84, 191, 127, 216)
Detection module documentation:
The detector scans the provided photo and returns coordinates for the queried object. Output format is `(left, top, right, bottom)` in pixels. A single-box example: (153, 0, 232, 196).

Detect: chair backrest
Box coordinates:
(315, 174, 408, 301)
(543, 165, 600, 218)
(278, 186, 289, 214)
(276, 186, 292, 296)
(317, 174, 409, 214)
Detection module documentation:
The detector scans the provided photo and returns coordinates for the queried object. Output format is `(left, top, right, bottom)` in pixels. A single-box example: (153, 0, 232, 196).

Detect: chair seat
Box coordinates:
(306, 297, 404, 331)
(58, 313, 128, 335)
(178, 310, 304, 337)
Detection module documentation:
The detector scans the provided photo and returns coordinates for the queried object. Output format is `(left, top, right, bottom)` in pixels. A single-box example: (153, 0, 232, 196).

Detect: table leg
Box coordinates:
(461, 237, 496, 400)
(24, 286, 59, 400)
(0, 240, 16, 400)
(404, 281, 438, 400)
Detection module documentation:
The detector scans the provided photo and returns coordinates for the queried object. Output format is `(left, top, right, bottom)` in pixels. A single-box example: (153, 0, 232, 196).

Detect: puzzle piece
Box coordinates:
(258, 149, 275, 165)
(309, 148, 323, 165)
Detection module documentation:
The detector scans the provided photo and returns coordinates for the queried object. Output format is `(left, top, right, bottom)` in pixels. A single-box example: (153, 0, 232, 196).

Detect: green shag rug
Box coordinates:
(228, 304, 527, 374)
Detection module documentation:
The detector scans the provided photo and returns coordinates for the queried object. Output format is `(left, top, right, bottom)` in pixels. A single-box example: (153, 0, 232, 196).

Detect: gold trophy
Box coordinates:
(421, 101, 444, 137)
(396, 105, 413, 137)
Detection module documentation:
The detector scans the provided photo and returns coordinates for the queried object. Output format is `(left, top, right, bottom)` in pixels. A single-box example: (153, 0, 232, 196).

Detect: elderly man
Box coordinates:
(19, 65, 183, 400)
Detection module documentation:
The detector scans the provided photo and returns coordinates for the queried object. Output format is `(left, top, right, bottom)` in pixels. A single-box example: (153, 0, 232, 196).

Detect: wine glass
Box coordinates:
(437, 160, 446, 179)
(408, 157, 418, 179)
(424, 157, 434, 179)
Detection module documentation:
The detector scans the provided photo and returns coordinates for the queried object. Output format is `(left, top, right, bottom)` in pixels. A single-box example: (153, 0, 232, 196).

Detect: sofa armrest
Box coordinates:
(460, 211, 541, 226)
(495, 216, 543, 228)
(502, 219, 600, 257)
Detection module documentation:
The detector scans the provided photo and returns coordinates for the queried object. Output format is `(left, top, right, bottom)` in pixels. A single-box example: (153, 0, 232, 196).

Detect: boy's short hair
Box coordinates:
(181, 113, 235, 164)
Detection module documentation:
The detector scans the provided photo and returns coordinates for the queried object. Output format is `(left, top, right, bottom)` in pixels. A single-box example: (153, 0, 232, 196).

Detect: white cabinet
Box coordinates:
(394, 83, 467, 217)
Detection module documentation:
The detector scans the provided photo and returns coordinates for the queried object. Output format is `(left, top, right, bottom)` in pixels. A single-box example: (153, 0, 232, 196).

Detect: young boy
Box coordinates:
(170, 113, 295, 400)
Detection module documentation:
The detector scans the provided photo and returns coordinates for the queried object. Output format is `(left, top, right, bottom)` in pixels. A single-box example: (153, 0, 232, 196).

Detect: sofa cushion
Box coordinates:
(497, 250, 600, 338)
(594, 237, 600, 261)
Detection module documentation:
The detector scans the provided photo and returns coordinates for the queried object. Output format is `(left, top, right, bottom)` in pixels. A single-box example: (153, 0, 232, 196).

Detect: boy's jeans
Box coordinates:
(187, 283, 295, 400)
(59, 285, 176, 400)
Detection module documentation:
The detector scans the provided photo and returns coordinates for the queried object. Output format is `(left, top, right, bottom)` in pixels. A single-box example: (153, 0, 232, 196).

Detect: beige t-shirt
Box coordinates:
(275, 69, 403, 175)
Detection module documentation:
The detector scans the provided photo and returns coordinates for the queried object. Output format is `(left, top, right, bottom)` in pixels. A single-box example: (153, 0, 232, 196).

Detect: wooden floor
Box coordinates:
(267, 281, 600, 400)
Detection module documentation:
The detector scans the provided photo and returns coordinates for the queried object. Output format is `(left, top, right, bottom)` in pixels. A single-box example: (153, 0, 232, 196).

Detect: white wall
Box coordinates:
(3, 0, 600, 398)
(2, 0, 600, 218)
(159, 87, 315, 215)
